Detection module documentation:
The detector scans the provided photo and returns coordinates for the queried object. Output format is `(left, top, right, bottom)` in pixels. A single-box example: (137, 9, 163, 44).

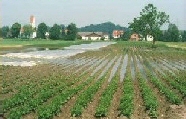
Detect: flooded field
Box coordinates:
(1, 41, 186, 119)
(0, 42, 115, 66)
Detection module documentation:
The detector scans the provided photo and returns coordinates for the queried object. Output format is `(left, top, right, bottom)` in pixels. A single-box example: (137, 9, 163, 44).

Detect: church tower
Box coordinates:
(30, 15, 36, 38)
(30, 15, 36, 28)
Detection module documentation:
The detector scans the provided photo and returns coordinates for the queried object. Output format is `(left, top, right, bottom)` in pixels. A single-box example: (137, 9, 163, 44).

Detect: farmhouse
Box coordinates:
(146, 35, 153, 41)
(130, 33, 140, 41)
(112, 30, 124, 39)
(78, 32, 109, 41)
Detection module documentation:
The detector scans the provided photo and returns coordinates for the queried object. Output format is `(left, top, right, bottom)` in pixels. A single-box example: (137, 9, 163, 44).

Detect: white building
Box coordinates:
(78, 32, 109, 41)
(146, 35, 153, 41)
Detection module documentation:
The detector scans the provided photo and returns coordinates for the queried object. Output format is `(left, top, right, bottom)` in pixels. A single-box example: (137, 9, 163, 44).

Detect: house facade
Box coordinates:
(146, 35, 153, 41)
(112, 30, 124, 38)
(130, 33, 140, 41)
(78, 32, 109, 41)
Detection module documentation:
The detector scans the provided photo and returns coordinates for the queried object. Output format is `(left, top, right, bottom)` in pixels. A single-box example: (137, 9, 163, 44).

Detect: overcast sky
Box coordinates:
(1, 0, 186, 30)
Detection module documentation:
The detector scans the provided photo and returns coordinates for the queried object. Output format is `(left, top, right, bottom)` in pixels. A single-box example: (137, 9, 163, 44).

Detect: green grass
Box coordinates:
(0, 39, 91, 48)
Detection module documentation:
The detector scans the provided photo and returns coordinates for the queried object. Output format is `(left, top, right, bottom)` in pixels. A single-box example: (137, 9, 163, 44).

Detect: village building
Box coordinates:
(146, 35, 153, 41)
(112, 30, 124, 39)
(130, 33, 140, 41)
(78, 32, 109, 41)
(30, 15, 37, 38)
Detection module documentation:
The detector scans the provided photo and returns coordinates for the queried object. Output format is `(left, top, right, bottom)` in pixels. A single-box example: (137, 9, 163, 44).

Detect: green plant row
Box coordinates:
(118, 75, 134, 117)
(7, 82, 66, 119)
(37, 77, 93, 119)
(142, 53, 183, 105)
(6, 73, 87, 119)
(3, 77, 65, 111)
(95, 77, 118, 117)
(149, 75, 182, 105)
(137, 73, 158, 118)
(160, 72, 186, 98)
(166, 71, 186, 88)
(71, 76, 105, 117)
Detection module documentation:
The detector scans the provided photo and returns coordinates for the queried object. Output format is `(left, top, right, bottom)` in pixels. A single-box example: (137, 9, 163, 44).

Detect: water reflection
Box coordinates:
(0, 42, 116, 66)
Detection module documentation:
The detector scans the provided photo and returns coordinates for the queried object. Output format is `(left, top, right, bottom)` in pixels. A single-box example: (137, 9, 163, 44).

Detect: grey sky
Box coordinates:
(1, 0, 186, 30)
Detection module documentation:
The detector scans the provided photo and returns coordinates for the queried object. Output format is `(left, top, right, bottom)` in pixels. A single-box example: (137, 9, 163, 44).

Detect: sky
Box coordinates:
(1, 0, 186, 30)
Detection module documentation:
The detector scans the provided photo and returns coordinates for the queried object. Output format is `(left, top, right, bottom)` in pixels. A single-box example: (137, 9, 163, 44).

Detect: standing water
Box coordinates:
(0, 42, 116, 66)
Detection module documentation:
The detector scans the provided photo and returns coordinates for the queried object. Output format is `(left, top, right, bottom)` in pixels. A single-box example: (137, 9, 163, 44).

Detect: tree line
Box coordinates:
(127, 3, 186, 43)
(0, 23, 77, 40)
(0, 3, 186, 42)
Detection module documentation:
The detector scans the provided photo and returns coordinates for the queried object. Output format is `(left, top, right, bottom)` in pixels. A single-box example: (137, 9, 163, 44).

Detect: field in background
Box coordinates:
(0, 39, 91, 49)
(1, 41, 186, 119)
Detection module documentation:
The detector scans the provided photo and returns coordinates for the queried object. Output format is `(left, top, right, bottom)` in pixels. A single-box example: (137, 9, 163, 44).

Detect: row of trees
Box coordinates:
(128, 4, 169, 44)
(0, 23, 77, 40)
(124, 3, 186, 43)
(122, 23, 186, 42)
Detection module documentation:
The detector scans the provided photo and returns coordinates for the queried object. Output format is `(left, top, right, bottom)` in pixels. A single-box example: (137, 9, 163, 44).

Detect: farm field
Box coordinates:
(0, 39, 91, 55)
(1, 41, 186, 119)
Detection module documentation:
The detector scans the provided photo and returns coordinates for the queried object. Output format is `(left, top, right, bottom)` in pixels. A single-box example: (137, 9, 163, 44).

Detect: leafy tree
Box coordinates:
(37, 23, 48, 39)
(22, 24, 33, 38)
(49, 24, 61, 40)
(181, 31, 186, 42)
(121, 30, 131, 41)
(66, 23, 77, 40)
(79, 22, 128, 36)
(0, 28, 2, 38)
(164, 24, 180, 42)
(1, 26, 10, 38)
(60, 24, 66, 39)
(129, 4, 169, 45)
(11, 23, 21, 38)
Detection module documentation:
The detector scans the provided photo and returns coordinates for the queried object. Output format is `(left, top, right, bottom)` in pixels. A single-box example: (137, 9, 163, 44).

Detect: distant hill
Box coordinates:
(78, 22, 128, 36)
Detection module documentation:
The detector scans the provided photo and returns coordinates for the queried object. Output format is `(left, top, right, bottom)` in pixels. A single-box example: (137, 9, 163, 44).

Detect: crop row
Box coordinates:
(7, 81, 67, 119)
(161, 72, 186, 98)
(71, 75, 105, 117)
(141, 53, 183, 105)
(137, 72, 158, 118)
(37, 77, 94, 119)
(145, 69, 182, 105)
(3, 81, 48, 112)
(5, 70, 89, 118)
(95, 76, 118, 117)
(118, 75, 134, 117)
(118, 53, 134, 117)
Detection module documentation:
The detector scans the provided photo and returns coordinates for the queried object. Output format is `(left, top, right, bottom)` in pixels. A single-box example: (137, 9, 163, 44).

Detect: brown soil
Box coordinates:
(131, 79, 149, 119)
(106, 83, 123, 119)
(147, 80, 171, 119)
(167, 105, 186, 119)
(81, 76, 109, 119)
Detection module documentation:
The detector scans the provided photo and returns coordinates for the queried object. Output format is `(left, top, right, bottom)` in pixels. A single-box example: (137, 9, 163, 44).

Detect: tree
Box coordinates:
(22, 24, 33, 38)
(49, 24, 61, 40)
(11, 23, 21, 38)
(66, 23, 77, 40)
(0, 28, 2, 38)
(37, 23, 48, 39)
(167, 24, 180, 42)
(60, 24, 66, 39)
(121, 30, 131, 41)
(129, 4, 169, 45)
(163, 24, 180, 42)
(1, 26, 10, 38)
(181, 31, 186, 42)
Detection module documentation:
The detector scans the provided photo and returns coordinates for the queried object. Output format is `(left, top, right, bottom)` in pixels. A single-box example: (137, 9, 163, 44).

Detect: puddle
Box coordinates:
(136, 55, 147, 80)
(130, 57, 135, 80)
(0, 42, 115, 66)
(120, 54, 128, 82)
(97, 56, 117, 79)
(108, 55, 122, 82)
